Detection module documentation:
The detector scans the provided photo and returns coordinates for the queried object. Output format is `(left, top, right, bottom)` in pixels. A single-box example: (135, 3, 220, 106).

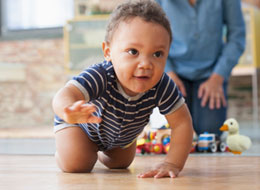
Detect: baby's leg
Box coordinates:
(55, 127, 98, 173)
(98, 141, 136, 169)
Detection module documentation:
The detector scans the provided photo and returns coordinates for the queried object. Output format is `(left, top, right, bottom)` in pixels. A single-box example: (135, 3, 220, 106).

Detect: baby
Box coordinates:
(52, 0, 193, 178)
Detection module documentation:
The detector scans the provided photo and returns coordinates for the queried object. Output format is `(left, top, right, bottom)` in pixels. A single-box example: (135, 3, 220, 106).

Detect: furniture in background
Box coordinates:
(63, 15, 109, 74)
(232, 5, 260, 127)
(74, 0, 123, 16)
(242, 0, 260, 9)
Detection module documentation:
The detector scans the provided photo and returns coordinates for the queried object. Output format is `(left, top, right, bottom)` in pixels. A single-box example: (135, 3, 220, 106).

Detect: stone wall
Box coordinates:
(0, 39, 66, 128)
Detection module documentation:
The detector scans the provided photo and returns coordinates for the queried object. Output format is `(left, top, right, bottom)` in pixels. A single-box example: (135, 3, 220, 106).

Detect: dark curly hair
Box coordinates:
(105, 0, 172, 44)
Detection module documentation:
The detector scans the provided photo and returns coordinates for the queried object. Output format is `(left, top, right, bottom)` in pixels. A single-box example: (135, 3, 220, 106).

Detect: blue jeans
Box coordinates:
(180, 76, 227, 136)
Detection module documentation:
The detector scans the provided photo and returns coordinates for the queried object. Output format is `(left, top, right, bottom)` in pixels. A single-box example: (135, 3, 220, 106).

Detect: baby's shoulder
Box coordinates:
(157, 73, 176, 89)
(81, 61, 114, 79)
(92, 61, 115, 77)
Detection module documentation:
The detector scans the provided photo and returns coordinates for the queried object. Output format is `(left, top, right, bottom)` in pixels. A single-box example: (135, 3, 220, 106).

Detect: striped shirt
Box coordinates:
(54, 61, 184, 151)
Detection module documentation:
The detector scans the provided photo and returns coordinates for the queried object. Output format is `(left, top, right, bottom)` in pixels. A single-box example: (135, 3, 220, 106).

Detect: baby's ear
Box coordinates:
(102, 42, 111, 61)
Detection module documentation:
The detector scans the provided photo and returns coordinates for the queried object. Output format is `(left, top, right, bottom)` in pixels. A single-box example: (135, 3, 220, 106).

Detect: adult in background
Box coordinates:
(156, 0, 245, 136)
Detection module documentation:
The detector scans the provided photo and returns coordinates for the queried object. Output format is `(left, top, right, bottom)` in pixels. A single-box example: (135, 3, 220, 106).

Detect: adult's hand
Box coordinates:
(198, 73, 226, 109)
(167, 71, 187, 97)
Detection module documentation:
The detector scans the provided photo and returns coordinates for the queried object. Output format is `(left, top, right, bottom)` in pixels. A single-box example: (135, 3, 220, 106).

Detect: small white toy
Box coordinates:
(220, 118, 252, 154)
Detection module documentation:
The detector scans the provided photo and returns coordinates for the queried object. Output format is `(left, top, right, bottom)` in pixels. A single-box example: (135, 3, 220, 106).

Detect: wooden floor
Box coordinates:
(0, 155, 260, 190)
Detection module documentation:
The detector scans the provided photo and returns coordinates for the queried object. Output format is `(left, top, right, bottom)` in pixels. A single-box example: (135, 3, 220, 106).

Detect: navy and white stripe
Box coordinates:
(54, 61, 184, 151)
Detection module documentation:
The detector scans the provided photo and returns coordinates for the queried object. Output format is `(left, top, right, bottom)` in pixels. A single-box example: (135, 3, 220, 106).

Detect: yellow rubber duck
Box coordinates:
(220, 118, 252, 154)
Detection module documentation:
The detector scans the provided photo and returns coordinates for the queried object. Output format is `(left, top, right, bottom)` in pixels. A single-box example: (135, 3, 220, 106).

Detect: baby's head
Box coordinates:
(102, 0, 172, 96)
(105, 0, 172, 44)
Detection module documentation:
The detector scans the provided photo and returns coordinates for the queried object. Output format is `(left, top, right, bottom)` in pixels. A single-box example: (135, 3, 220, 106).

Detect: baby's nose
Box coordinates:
(138, 57, 152, 69)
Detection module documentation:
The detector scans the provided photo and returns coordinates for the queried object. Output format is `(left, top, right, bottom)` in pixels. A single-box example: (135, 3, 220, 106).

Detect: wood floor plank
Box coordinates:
(0, 155, 259, 190)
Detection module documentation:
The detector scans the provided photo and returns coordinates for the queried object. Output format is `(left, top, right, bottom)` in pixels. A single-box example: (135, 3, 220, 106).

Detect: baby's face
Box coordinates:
(103, 17, 170, 96)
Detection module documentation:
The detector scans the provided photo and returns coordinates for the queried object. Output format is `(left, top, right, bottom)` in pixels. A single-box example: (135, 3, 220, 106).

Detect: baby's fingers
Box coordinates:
(137, 170, 158, 178)
(154, 171, 177, 178)
(154, 171, 170, 178)
(87, 115, 102, 123)
(138, 170, 176, 178)
(81, 104, 97, 113)
(169, 171, 177, 178)
(64, 106, 74, 114)
(65, 100, 85, 112)
(66, 102, 95, 114)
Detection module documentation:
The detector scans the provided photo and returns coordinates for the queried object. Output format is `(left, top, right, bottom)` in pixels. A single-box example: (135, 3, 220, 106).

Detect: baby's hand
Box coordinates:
(63, 100, 102, 124)
(137, 162, 180, 179)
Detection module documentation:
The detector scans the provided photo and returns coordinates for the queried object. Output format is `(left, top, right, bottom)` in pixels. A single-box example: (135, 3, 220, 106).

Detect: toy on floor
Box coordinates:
(192, 132, 227, 153)
(136, 124, 171, 154)
(220, 118, 252, 154)
(137, 124, 228, 154)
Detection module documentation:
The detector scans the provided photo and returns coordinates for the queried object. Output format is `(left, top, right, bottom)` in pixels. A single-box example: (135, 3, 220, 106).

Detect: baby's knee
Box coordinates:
(55, 152, 96, 173)
(102, 158, 133, 169)
(60, 162, 94, 173)
(107, 162, 132, 170)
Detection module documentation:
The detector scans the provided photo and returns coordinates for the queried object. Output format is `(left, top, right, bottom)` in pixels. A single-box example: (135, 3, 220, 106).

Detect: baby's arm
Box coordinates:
(52, 84, 101, 124)
(138, 104, 193, 178)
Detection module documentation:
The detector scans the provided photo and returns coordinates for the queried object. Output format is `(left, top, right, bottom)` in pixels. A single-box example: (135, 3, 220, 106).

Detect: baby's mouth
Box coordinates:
(134, 75, 151, 80)
(135, 76, 149, 79)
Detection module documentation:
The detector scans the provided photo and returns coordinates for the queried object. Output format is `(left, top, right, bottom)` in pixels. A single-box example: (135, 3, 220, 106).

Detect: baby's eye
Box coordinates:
(128, 49, 138, 55)
(153, 51, 163, 58)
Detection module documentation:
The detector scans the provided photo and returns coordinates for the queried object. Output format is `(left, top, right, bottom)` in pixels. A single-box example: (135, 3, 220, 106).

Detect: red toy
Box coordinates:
(136, 124, 172, 154)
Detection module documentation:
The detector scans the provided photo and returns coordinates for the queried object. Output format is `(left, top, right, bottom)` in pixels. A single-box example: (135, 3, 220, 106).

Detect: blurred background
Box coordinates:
(0, 0, 259, 155)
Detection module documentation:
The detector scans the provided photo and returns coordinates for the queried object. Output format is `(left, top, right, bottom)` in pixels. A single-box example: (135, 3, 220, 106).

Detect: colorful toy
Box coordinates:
(147, 131, 157, 141)
(152, 143, 164, 154)
(136, 124, 171, 154)
(163, 143, 170, 153)
(196, 132, 227, 153)
(220, 118, 252, 154)
(137, 123, 230, 154)
(162, 136, 170, 145)
(136, 138, 153, 154)
(190, 141, 198, 153)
